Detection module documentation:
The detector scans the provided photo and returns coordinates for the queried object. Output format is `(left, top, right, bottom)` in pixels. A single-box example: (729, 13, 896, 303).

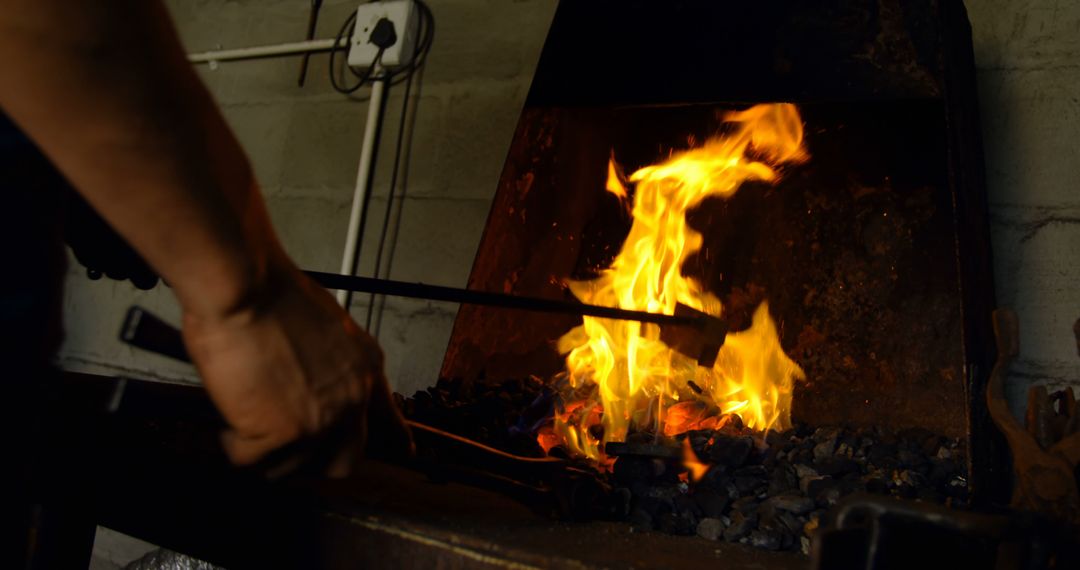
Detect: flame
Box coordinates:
(682, 439, 710, 483)
(605, 155, 630, 212)
(549, 104, 807, 462)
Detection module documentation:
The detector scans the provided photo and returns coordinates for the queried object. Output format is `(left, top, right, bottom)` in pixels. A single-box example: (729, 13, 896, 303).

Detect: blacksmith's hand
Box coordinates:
(181, 260, 413, 478)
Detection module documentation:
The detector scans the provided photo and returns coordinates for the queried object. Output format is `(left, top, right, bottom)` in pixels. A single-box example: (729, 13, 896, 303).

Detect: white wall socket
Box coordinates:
(347, 0, 420, 70)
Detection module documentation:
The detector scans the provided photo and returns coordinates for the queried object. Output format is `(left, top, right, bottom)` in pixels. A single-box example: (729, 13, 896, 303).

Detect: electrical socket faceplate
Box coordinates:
(347, 0, 420, 69)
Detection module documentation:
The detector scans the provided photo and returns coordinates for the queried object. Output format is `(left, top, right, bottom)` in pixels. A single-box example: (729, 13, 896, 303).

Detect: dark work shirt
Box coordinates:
(0, 112, 67, 377)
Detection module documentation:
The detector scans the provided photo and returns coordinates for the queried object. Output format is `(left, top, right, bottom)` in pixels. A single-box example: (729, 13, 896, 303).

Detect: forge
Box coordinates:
(421, 0, 1000, 550)
(442, 0, 995, 451)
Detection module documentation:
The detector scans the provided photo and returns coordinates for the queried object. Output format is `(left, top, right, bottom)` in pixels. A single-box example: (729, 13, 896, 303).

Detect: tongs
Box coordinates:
(307, 270, 726, 365)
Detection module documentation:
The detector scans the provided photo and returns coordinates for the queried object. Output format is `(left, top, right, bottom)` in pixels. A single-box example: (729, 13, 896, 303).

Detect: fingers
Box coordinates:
(222, 401, 371, 479)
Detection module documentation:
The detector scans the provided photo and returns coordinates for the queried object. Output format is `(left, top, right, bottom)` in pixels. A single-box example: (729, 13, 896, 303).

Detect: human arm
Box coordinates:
(0, 0, 410, 471)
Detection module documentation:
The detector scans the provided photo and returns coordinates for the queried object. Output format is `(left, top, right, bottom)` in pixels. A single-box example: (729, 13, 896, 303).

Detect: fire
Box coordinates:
(605, 155, 629, 201)
(682, 439, 709, 483)
(550, 104, 807, 462)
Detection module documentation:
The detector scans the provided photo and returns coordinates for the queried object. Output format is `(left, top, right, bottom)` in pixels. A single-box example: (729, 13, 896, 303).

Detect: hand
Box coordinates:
(180, 261, 412, 477)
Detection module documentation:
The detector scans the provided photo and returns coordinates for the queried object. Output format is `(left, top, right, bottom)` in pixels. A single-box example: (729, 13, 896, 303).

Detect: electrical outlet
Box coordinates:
(347, 0, 420, 70)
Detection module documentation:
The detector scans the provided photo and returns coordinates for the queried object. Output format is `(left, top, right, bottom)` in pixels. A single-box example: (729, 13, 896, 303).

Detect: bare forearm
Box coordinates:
(0, 0, 283, 317)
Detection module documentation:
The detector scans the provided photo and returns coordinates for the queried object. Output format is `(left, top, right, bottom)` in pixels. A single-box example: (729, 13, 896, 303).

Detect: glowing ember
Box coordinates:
(549, 103, 808, 462)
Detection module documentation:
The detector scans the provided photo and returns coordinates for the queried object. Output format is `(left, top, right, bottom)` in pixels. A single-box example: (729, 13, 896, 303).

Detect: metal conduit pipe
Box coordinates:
(187, 38, 347, 64)
(185, 36, 390, 312)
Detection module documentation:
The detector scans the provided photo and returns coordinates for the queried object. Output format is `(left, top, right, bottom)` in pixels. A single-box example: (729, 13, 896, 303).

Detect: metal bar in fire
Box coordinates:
(303, 270, 708, 330)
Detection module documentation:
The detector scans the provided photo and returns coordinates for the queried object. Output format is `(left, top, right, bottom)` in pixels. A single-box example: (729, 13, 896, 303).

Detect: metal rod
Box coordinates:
(188, 37, 346, 64)
(307, 271, 706, 329)
(337, 65, 390, 308)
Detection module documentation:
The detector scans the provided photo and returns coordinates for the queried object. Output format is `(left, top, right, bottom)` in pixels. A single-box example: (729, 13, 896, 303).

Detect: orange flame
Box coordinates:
(605, 155, 629, 201)
(605, 154, 631, 215)
(550, 104, 807, 462)
(682, 439, 710, 483)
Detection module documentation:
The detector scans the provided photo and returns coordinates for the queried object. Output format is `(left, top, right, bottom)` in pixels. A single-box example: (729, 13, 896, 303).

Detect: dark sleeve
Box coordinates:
(0, 111, 68, 370)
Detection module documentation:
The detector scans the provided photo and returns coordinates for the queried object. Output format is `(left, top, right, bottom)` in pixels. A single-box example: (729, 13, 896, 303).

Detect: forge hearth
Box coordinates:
(427, 0, 998, 557)
(443, 101, 966, 437)
(403, 374, 969, 553)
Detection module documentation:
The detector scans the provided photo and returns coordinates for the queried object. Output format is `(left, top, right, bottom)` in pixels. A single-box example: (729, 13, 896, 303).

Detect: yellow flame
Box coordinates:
(682, 439, 710, 483)
(605, 156, 628, 200)
(552, 103, 807, 461)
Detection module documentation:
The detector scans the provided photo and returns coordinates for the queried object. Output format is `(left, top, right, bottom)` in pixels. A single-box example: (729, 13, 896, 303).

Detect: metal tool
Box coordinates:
(306, 270, 728, 366)
(811, 494, 1074, 570)
(120, 269, 729, 367)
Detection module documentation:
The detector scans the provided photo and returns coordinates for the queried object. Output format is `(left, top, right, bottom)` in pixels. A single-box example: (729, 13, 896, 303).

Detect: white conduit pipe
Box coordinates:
(187, 38, 346, 64)
(186, 39, 386, 311)
(336, 65, 389, 308)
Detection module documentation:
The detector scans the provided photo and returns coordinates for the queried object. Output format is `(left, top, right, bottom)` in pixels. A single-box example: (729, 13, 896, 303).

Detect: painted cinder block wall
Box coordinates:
(968, 0, 1080, 417)
(59, 0, 1078, 414)
(58, 0, 559, 398)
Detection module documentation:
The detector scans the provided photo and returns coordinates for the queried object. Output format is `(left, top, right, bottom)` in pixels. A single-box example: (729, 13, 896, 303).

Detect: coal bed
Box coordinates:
(401, 376, 969, 554)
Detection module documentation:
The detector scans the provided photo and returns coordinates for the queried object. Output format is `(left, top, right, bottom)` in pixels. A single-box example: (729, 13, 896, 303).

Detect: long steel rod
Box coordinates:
(306, 270, 706, 328)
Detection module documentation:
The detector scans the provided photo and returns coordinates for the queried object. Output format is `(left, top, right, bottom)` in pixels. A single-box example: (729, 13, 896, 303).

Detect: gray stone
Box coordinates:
(770, 496, 816, 515)
(723, 512, 757, 542)
(816, 457, 860, 477)
(800, 474, 827, 495)
(692, 489, 730, 518)
(707, 435, 754, 466)
(731, 496, 760, 515)
(629, 508, 653, 531)
(696, 518, 726, 541)
(767, 464, 798, 495)
(813, 437, 838, 463)
(749, 530, 782, 551)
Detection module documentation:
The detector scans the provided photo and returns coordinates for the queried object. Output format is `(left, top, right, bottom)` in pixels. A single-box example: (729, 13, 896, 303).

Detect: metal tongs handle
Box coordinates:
(304, 270, 709, 329)
(120, 268, 727, 366)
